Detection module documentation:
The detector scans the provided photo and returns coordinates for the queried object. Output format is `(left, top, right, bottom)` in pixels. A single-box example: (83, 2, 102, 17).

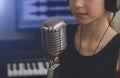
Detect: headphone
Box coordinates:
(105, 0, 120, 12)
(67, 0, 120, 13)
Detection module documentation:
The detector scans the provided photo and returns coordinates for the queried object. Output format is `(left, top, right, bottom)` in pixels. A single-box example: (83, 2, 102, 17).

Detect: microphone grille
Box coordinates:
(41, 18, 67, 56)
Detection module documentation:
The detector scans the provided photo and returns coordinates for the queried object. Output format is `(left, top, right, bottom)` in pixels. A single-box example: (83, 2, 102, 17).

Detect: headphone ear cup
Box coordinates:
(116, 0, 120, 11)
(105, 0, 120, 12)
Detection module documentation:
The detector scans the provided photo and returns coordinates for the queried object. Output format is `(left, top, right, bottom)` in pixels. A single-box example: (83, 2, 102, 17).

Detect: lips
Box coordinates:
(76, 13, 87, 16)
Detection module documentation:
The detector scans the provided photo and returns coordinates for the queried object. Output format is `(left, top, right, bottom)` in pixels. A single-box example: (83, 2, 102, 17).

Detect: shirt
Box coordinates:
(57, 24, 120, 78)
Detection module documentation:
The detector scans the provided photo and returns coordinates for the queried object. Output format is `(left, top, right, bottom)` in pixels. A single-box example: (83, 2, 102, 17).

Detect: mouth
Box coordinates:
(77, 13, 87, 16)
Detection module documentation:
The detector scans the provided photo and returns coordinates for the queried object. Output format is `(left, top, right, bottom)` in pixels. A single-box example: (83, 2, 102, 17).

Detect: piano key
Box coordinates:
(37, 62, 47, 75)
(29, 62, 34, 70)
(45, 61, 49, 69)
(9, 63, 13, 70)
(7, 60, 49, 77)
(16, 62, 20, 70)
(18, 62, 27, 76)
(19, 62, 29, 76)
(43, 61, 49, 69)
(12, 63, 19, 77)
(26, 62, 34, 76)
(43, 61, 47, 69)
(24, 62, 28, 70)
(7, 63, 13, 77)
(35, 62, 39, 69)
(31, 62, 39, 75)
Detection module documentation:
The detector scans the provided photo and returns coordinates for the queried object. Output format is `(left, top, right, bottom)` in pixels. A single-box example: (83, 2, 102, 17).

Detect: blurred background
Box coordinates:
(0, 0, 75, 78)
(0, 0, 120, 78)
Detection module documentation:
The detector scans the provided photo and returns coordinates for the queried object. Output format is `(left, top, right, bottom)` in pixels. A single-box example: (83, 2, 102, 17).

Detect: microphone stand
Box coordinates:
(41, 18, 67, 78)
(47, 55, 60, 78)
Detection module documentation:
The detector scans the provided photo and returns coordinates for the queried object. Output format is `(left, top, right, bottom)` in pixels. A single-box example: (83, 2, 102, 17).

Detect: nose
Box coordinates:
(73, 0, 84, 9)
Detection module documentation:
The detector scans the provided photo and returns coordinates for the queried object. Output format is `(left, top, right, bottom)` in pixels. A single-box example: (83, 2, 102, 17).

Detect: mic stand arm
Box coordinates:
(47, 55, 60, 78)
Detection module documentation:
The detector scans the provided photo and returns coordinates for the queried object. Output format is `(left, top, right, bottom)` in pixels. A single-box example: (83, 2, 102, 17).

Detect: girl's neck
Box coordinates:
(79, 20, 109, 41)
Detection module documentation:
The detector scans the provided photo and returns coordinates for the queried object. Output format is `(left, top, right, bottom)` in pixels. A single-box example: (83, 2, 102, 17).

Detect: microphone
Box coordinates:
(41, 18, 67, 78)
(41, 18, 67, 56)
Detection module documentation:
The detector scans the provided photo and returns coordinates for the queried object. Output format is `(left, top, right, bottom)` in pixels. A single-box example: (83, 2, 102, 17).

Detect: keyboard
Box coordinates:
(6, 59, 49, 77)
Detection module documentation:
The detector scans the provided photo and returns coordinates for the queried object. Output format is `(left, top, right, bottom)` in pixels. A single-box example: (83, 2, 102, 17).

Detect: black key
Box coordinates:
(16, 62, 19, 70)
(35, 62, 39, 69)
(24, 62, 28, 70)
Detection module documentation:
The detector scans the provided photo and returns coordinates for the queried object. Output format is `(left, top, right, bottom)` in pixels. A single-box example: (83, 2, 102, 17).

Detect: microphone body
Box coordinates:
(41, 18, 67, 56)
(41, 18, 67, 78)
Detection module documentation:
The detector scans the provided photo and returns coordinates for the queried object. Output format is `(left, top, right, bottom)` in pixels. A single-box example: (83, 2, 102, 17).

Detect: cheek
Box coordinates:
(87, 4, 105, 19)
(87, 0, 105, 15)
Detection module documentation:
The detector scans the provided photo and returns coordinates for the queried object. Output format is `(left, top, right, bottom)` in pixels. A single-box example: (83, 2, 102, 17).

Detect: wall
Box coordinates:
(114, 11, 120, 33)
(0, 0, 35, 40)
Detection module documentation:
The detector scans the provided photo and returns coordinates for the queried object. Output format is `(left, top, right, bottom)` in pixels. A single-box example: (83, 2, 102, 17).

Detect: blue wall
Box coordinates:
(0, 0, 35, 40)
(0, 0, 44, 58)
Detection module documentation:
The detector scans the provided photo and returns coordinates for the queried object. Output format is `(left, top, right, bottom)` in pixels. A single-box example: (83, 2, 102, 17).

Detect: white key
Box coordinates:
(7, 63, 13, 77)
(32, 62, 39, 75)
(45, 61, 49, 69)
(37, 62, 47, 75)
(18, 63, 27, 76)
(26, 63, 33, 76)
(18, 63, 23, 76)
(12, 63, 18, 77)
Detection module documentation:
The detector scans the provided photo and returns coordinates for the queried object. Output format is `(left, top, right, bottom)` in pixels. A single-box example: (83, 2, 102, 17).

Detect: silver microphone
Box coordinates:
(41, 18, 67, 78)
(41, 18, 67, 56)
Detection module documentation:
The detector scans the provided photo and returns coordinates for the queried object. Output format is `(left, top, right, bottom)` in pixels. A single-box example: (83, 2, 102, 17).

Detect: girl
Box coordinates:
(56, 0, 120, 78)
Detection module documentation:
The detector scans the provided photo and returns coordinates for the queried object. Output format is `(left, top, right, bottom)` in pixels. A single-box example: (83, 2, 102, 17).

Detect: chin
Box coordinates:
(77, 20, 90, 25)
(76, 18, 91, 25)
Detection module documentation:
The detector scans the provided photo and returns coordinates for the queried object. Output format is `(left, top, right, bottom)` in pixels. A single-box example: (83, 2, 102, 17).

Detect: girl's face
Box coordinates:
(69, 0, 107, 25)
